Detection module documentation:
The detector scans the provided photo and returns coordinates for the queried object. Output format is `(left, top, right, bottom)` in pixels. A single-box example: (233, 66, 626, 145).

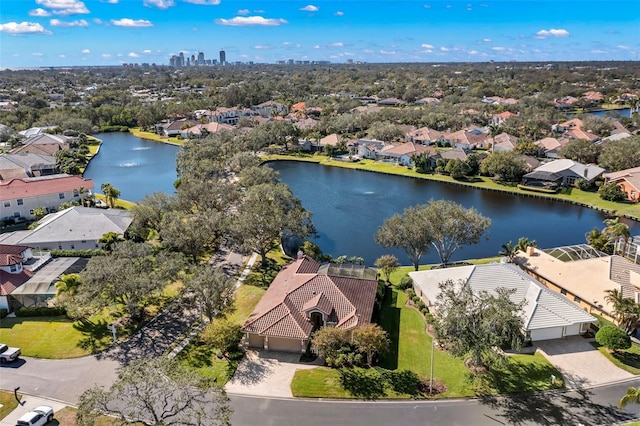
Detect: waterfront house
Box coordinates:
(377, 142, 435, 166)
(523, 159, 605, 187)
(9, 133, 72, 156)
(241, 255, 378, 353)
(534, 137, 564, 158)
(405, 127, 446, 145)
(491, 132, 519, 152)
(603, 166, 640, 202)
(0, 153, 57, 181)
(179, 122, 234, 139)
(409, 262, 596, 341)
(0, 174, 95, 221)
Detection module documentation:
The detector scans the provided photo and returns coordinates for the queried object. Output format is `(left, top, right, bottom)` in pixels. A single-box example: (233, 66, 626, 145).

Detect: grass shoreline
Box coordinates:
(262, 154, 640, 221)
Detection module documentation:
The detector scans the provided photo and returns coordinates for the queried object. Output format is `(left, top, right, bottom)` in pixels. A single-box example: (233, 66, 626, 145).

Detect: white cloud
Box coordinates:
(535, 28, 569, 39)
(0, 22, 50, 34)
(334, 11, 344, 16)
(380, 50, 396, 55)
(59, 54, 66, 57)
(81, 48, 90, 53)
(143, 0, 175, 9)
(421, 43, 434, 49)
(491, 46, 505, 51)
(50, 18, 89, 27)
(102, 53, 112, 58)
(440, 47, 450, 52)
(254, 44, 271, 49)
(236, 9, 250, 15)
(93, 18, 103, 24)
(111, 18, 153, 27)
(184, 0, 220, 4)
(143, 49, 152, 53)
(300, 5, 319, 12)
(128, 52, 140, 57)
(468, 50, 479, 55)
(591, 49, 607, 54)
(104, 0, 118, 3)
(215, 16, 287, 26)
(32, 52, 43, 56)
(329, 42, 343, 47)
(36, 0, 89, 15)
(617, 45, 630, 50)
(314, 45, 321, 49)
(29, 8, 51, 17)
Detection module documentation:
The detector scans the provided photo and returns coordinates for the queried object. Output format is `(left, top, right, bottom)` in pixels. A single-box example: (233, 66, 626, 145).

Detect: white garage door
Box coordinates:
(248, 334, 264, 348)
(563, 324, 581, 337)
(531, 327, 564, 341)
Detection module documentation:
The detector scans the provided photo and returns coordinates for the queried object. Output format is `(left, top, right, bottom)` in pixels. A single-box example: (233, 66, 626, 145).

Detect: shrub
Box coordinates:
(599, 182, 627, 202)
(596, 325, 631, 352)
(0, 308, 7, 319)
(412, 295, 421, 304)
(406, 289, 416, 299)
(397, 275, 413, 290)
(15, 306, 66, 317)
(575, 178, 593, 191)
(49, 249, 104, 258)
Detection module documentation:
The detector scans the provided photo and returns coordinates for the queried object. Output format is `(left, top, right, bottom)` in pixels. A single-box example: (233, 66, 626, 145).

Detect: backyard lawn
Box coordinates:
(0, 391, 21, 421)
(292, 287, 564, 399)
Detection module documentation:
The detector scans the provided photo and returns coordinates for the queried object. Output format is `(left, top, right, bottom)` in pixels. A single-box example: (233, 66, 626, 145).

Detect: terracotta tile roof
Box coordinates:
(0, 244, 30, 267)
(0, 269, 33, 296)
(381, 142, 433, 156)
(242, 256, 378, 339)
(0, 174, 95, 201)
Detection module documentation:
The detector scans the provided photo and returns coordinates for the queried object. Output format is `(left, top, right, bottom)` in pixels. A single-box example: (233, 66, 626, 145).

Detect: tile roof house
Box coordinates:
(491, 132, 519, 152)
(179, 122, 234, 139)
(445, 129, 487, 150)
(534, 137, 564, 158)
(242, 255, 378, 353)
(409, 263, 596, 341)
(0, 174, 95, 220)
(406, 127, 446, 145)
(603, 166, 640, 202)
(377, 142, 436, 166)
(489, 111, 517, 126)
(554, 118, 600, 142)
(0, 244, 35, 310)
(0, 153, 57, 181)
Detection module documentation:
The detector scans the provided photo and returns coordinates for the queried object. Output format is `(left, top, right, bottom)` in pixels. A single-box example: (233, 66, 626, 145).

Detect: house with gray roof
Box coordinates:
(242, 255, 378, 353)
(524, 159, 605, 187)
(0, 153, 57, 181)
(409, 263, 596, 341)
(0, 206, 132, 251)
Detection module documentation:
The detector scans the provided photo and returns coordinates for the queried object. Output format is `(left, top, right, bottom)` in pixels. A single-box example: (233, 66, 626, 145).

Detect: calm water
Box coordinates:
(84, 133, 179, 202)
(270, 161, 639, 266)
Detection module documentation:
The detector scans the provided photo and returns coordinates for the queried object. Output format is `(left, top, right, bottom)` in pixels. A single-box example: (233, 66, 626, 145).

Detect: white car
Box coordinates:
(16, 406, 54, 426)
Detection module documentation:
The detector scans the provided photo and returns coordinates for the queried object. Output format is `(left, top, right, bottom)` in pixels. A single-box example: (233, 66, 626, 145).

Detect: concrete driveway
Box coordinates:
(536, 336, 634, 389)
(225, 350, 322, 398)
(0, 395, 67, 426)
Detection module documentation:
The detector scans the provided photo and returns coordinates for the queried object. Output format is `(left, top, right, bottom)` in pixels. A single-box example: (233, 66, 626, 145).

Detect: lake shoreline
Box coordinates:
(262, 155, 640, 222)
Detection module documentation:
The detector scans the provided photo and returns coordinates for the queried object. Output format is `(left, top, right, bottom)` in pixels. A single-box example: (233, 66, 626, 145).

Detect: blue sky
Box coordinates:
(1, 0, 639, 68)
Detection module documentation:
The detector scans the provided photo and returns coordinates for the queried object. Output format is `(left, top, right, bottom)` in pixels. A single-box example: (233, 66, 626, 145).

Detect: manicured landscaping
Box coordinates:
(263, 155, 640, 219)
(0, 391, 21, 420)
(593, 342, 640, 375)
(291, 286, 565, 399)
(130, 127, 185, 146)
(93, 193, 136, 210)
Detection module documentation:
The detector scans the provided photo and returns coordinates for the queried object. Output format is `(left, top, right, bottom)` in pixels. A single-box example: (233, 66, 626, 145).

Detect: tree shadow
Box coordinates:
(378, 290, 400, 370)
(73, 318, 111, 354)
(338, 368, 386, 399)
(479, 388, 635, 426)
(475, 356, 565, 395)
(243, 258, 282, 288)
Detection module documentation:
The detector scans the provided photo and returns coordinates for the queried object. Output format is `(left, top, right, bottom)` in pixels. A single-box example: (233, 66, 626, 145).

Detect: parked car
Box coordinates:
(0, 343, 21, 362)
(16, 406, 54, 426)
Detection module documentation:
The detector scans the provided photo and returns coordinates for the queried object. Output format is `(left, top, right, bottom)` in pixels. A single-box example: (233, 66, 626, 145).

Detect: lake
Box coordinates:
(269, 161, 639, 266)
(84, 132, 638, 266)
(84, 132, 179, 202)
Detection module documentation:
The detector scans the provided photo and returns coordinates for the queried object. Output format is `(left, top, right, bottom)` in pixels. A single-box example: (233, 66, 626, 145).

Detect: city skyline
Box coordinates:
(1, 0, 639, 68)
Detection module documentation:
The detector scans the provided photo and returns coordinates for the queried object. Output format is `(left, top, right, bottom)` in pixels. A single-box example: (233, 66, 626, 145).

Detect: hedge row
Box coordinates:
(15, 306, 67, 317)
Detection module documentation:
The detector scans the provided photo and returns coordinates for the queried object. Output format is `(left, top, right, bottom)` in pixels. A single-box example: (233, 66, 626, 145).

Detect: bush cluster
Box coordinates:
(15, 306, 66, 317)
(49, 249, 104, 258)
(397, 275, 413, 290)
(325, 347, 365, 368)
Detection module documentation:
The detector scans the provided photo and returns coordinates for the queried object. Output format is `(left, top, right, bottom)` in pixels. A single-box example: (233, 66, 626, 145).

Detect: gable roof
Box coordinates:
(0, 174, 95, 201)
(380, 142, 432, 157)
(409, 263, 595, 331)
(534, 159, 605, 179)
(242, 256, 378, 339)
(16, 207, 132, 245)
(0, 244, 30, 267)
(604, 167, 640, 192)
(0, 153, 57, 180)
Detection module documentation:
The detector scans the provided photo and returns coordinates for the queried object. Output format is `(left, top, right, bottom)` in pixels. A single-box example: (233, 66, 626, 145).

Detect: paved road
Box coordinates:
(229, 379, 640, 426)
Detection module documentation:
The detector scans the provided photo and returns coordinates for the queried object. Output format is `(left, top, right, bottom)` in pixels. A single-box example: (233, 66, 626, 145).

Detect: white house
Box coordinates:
(0, 174, 95, 221)
(0, 207, 132, 251)
(409, 263, 596, 342)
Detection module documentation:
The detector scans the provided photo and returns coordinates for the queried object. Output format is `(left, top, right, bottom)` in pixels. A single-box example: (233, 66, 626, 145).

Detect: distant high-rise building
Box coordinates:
(179, 52, 185, 67)
(197, 51, 204, 65)
(219, 49, 226, 65)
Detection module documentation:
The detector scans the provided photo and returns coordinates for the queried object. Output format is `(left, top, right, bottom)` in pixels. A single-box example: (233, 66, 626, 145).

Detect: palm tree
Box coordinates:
(603, 217, 631, 257)
(100, 182, 121, 208)
(55, 273, 82, 298)
(604, 288, 639, 333)
(98, 231, 124, 252)
(618, 386, 640, 409)
(499, 241, 517, 263)
(515, 237, 537, 252)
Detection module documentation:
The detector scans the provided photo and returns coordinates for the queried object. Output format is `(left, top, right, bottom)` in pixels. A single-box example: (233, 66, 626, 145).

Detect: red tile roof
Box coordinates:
(0, 269, 33, 296)
(0, 175, 95, 201)
(0, 244, 30, 267)
(242, 256, 378, 340)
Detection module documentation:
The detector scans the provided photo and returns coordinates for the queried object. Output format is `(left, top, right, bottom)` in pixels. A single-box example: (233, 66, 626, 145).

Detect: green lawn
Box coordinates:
(593, 342, 640, 375)
(178, 284, 266, 385)
(292, 287, 565, 399)
(0, 316, 114, 358)
(0, 391, 21, 420)
(388, 256, 502, 284)
(263, 156, 640, 219)
(94, 193, 136, 210)
(129, 127, 185, 146)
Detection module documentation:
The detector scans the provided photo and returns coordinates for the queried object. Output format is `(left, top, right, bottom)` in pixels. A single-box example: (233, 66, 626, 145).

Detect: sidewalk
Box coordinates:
(0, 395, 68, 426)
